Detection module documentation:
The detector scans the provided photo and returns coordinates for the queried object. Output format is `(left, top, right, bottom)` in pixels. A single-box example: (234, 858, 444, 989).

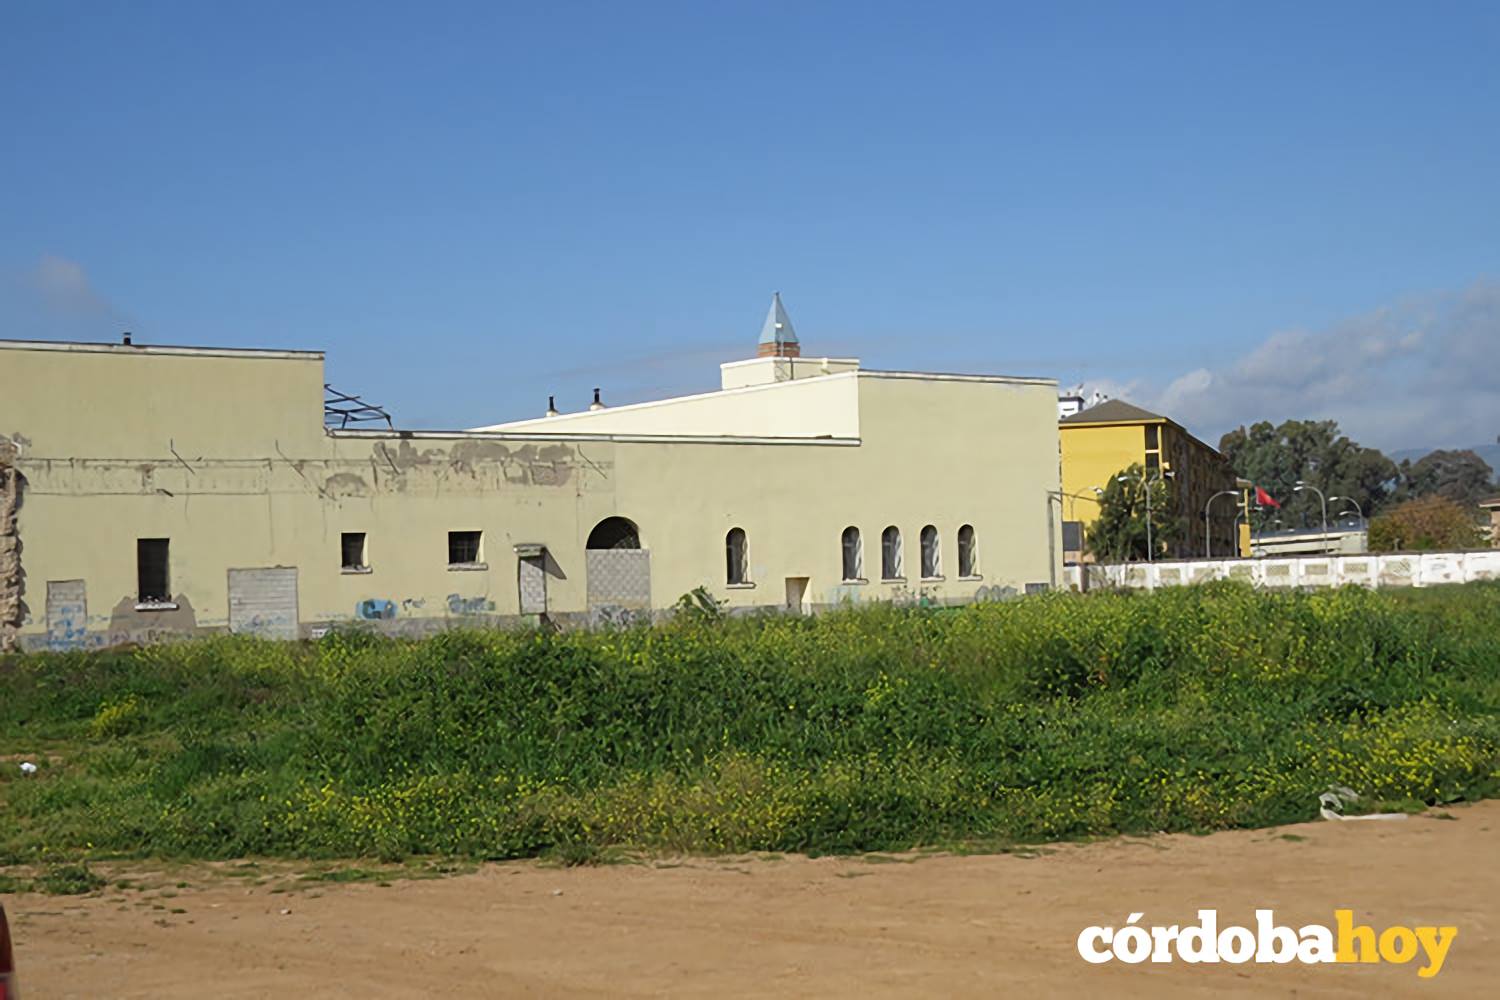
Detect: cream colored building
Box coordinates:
(0, 299, 1062, 651)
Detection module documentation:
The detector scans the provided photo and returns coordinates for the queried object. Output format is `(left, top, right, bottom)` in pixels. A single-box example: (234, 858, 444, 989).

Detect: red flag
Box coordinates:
(1255, 485, 1281, 509)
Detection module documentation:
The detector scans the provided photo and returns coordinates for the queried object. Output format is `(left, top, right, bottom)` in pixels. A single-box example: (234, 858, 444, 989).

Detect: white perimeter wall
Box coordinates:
(1065, 551, 1500, 591)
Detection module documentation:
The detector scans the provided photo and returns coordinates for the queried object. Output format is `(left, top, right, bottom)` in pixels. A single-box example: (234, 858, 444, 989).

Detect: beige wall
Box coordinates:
(1, 340, 1060, 649)
(471, 371, 861, 439)
(0, 340, 327, 458)
(718, 356, 862, 390)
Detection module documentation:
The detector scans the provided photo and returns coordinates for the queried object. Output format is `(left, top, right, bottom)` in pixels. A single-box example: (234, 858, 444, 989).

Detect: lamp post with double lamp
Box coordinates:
(1118, 468, 1175, 563)
(1330, 494, 1365, 529)
(1293, 481, 1329, 553)
(1203, 489, 1240, 559)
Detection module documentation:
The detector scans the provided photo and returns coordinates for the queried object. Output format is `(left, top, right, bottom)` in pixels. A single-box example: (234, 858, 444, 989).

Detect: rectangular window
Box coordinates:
(341, 532, 368, 571)
(1145, 451, 1161, 471)
(137, 538, 170, 602)
(1144, 425, 1160, 449)
(448, 530, 483, 566)
(1062, 521, 1083, 552)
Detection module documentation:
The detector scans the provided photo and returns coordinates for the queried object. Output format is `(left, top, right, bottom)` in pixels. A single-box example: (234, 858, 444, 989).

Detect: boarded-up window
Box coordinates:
(137, 539, 170, 602)
(518, 555, 547, 614)
(228, 567, 299, 639)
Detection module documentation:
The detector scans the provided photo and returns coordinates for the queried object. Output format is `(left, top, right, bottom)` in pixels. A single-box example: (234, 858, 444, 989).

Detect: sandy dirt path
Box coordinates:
(6, 801, 1497, 998)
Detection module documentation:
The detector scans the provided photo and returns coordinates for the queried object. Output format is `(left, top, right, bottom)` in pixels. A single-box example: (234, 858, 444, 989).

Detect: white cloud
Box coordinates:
(26, 254, 123, 319)
(1079, 281, 1500, 452)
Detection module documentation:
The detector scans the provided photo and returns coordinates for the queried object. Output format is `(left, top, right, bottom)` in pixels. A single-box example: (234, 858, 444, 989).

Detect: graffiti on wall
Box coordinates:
(45, 579, 88, 650)
(355, 598, 397, 620)
(447, 593, 495, 615)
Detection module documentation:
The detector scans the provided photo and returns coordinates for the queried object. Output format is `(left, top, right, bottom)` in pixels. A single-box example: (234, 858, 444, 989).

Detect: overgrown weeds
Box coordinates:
(2, 582, 1498, 863)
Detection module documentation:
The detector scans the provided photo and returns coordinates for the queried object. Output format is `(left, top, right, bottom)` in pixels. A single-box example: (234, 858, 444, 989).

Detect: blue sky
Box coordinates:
(3, 1, 1498, 451)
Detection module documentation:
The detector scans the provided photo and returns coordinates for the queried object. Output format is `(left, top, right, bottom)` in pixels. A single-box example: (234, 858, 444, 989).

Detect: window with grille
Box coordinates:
(957, 524, 977, 576)
(920, 524, 941, 579)
(841, 526, 863, 581)
(448, 530, 482, 566)
(725, 527, 748, 584)
(881, 526, 903, 580)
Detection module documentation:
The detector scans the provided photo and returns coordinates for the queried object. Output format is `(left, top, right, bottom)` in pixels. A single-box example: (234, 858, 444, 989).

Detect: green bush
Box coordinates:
(89, 695, 144, 739)
(2, 582, 1498, 863)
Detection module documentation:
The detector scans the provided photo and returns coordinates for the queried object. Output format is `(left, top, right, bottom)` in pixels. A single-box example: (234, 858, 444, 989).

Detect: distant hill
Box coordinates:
(1389, 442, 1500, 478)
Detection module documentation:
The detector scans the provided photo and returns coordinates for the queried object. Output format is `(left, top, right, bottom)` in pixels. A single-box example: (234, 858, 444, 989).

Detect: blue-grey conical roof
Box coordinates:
(758, 292, 798, 347)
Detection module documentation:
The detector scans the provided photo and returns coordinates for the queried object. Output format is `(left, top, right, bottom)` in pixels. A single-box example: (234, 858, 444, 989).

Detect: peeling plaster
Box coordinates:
(107, 593, 200, 636)
(0, 435, 26, 651)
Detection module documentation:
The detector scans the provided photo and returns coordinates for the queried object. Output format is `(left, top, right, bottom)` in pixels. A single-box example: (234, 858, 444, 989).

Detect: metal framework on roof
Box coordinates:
(323, 384, 393, 430)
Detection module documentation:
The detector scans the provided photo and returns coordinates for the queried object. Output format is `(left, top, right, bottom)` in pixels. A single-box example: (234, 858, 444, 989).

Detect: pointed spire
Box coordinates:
(757, 291, 800, 358)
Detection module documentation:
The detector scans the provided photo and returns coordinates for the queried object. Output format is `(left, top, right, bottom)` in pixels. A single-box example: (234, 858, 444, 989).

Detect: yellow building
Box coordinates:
(1058, 399, 1247, 560)
(0, 297, 1064, 651)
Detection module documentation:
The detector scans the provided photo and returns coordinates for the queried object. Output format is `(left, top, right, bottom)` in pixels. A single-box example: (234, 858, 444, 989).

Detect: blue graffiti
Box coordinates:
(355, 599, 397, 621)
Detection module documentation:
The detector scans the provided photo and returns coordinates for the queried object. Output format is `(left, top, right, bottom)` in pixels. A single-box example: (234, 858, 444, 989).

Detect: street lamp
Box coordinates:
(1330, 494, 1365, 528)
(1118, 468, 1175, 563)
(1203, 489, 1240, 559)
(1293, 481, 1329, 553)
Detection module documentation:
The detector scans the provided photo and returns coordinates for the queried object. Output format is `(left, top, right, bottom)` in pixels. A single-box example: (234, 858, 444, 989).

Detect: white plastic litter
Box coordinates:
(19, 761, 37, 775)
(1318, 785, 1406, 822)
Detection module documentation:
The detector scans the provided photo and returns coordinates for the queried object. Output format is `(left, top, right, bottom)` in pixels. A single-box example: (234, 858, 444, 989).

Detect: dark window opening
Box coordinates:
(137, 538, 170, 603)
(1145, 451, 1161, 471)
(448, 530, 482, 565)
(341, 532, 368, 570)
(1061, 521, 1083, 553)
(920, 524, 941, 578)
(1145, 425, 1160, 449)
(881, 526, 903, 579)
(958, 524, 977, 576)
(726, 527, 748, 585)
(841, 526, 862, 581)
(587, 516, 641, 550)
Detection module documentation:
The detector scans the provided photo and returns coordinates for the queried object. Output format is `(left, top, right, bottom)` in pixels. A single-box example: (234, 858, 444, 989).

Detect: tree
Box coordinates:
(1086, 463, 1183, 562)
(1368, 496, 1488, 552)
(1218, 419, 1398, 531)
(1392, 449, 1496, 508)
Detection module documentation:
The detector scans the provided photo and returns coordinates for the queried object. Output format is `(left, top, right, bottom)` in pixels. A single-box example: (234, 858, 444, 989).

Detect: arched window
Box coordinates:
(881, 525, 903, 580)
(587, 516, 640, 550)
(725, 527, 748, 585)
(957, 524, 977, 577)
(841, 526, 863, 581)
(920, 524, 940, 579)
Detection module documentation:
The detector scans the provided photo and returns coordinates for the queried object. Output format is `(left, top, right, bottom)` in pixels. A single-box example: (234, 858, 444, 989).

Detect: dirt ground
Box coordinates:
(6, 801, 1497, 998)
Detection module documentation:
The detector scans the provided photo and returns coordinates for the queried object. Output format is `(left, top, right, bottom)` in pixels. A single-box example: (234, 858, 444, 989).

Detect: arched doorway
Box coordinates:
(587, 516, 641, 550)
(585, 515, 650, 619)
